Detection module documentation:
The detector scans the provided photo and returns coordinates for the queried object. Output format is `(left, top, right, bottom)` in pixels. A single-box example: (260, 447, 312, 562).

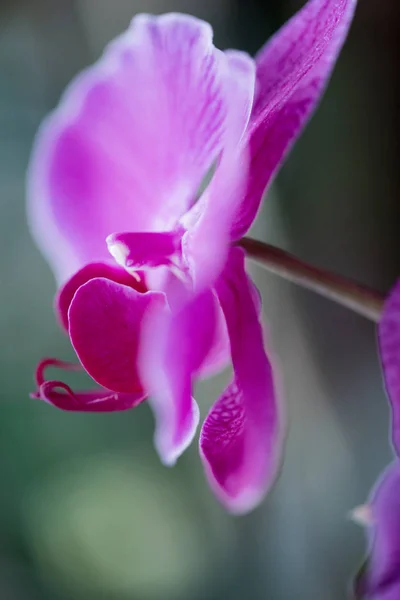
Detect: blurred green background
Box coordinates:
(0, 0, 399, 598)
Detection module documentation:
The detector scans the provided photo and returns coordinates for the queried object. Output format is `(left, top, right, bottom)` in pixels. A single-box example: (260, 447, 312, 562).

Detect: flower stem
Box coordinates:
(239, 237, 385, 323)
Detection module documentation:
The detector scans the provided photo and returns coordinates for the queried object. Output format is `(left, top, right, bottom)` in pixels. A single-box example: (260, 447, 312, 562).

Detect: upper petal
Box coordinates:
(68, 277, 165, 393)
(231, 0, 357, 238)
(27, 14, 230, 282)
(378, 280, 400, 454)
(354, 462, 400, 600)
(32, 358, 145, 412)
(199, 248, 283, 514)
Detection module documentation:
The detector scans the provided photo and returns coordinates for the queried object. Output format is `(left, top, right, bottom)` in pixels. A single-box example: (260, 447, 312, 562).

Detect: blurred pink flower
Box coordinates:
(353, 282, 400, 596)
(28, 1, 356, 513)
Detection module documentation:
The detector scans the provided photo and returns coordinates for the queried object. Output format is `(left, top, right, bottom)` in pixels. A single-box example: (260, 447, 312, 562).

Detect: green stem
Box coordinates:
(238, 237, 385, 323)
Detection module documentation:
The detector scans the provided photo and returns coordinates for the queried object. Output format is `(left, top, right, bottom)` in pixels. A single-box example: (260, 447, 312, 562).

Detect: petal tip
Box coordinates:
(153, 399, 200, 467)
(199, 453, 268, 515)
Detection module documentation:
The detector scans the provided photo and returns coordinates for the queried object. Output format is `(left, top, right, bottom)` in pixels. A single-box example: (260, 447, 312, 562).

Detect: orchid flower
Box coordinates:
(352, 281, 400, 598)
(27, 0, 357, 513)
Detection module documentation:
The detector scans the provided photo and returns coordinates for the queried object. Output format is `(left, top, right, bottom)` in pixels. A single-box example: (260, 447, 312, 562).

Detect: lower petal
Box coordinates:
(139, 280, 217, 465)
(199, 248, 283, 514)
(28, 14, 230, 284)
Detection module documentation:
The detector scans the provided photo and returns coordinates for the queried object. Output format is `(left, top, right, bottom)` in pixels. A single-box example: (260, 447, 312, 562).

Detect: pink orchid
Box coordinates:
(28, 1, 356, 513)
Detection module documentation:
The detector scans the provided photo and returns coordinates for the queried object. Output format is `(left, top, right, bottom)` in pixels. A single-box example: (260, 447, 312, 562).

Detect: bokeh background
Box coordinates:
(0, 0, 399, 598)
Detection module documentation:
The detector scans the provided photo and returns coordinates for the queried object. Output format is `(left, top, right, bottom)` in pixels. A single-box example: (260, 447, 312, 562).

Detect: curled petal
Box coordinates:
(139, 281, 217, 465)
(32, 358, 145, 411)
(34, 381, 144, 412)
(69, 277, 166, 393)
(200, 248, 283, 514)
(56, 261, 145, 331)
(378, 280, 400, 454)
(35, 357, 81, 388)
(354, 462, 400, 599)
(231, 0, 358, 238)
(28, 14, 229, 282)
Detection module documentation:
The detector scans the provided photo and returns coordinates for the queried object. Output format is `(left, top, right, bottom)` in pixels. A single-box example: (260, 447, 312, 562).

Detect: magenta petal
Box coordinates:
(200, 248, 282, 514)
(28, 14, 229, 282)
(139, 283, 218, 465)
(355, 462, 400, 600)
(32, 358, 145, 411)
(379, 280, 400, 454)
(231, 0, 357, 238)
(69, 277, 165, 393)
(56, 261, 145, 331)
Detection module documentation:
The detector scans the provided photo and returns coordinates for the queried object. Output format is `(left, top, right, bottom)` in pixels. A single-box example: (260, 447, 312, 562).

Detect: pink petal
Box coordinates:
(27, 14, 230, 282)
(32, 358, 144, 411)
(200, 248, 283, 514)
(231, 0, 357, 238)
(56, 261, 146, 331)
(139, 282, 218, 465)
(379, 280, 400, 454)
(181, 51, 255, 292)
(68, 277, 166, 393)
(354, 461, 400, 600)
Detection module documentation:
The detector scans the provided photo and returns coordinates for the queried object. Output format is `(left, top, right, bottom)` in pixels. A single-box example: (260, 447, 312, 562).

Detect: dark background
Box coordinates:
(0, 0, 399, 598)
